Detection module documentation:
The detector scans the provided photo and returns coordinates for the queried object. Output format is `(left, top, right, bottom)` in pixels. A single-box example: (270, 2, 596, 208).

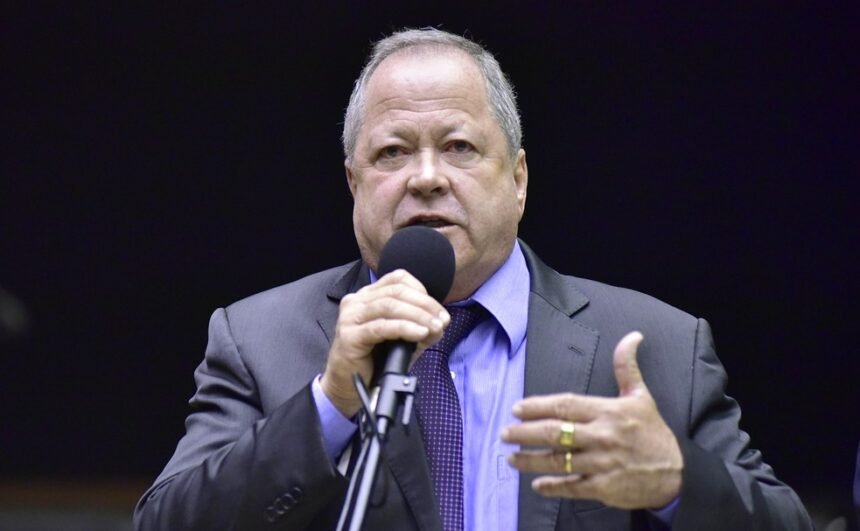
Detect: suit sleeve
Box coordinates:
(670, 318, 812, 530)
(134, 308, 348, 530)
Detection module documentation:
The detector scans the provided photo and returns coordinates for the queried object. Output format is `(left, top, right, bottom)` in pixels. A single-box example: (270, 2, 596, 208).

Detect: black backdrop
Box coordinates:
(3, 1, 858, 515)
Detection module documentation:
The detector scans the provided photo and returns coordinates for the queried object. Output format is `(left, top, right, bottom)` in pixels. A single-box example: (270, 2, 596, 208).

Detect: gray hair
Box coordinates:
(342, 28, 522, 164)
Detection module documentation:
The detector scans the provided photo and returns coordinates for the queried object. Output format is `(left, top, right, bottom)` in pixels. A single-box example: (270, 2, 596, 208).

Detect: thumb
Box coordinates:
(613, 331, 646, 396)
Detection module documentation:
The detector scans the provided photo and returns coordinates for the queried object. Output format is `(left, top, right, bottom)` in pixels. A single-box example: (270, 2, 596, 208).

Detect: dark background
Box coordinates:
(3, 0, 858, 522)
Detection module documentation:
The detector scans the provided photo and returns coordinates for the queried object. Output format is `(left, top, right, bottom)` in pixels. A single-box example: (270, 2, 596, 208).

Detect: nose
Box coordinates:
(406, 149, 450, 197)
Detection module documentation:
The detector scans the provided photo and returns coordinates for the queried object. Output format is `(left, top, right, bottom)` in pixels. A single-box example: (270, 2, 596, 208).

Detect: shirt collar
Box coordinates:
(463, 241, 529, 357)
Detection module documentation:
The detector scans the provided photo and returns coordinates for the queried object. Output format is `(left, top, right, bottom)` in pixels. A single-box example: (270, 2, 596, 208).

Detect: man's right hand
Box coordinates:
(320, 269, 450, 417)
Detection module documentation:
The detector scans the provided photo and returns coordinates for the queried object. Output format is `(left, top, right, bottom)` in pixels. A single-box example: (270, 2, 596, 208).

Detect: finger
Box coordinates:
(356, 276, 451, 323)
(343, 282, 449, 329)
(347, 318, 436, 348)
(507, 449, 563, 474)
(512, 393, 611, 422)
(373, 269, 448, 313)
(358, 277, 437, 308)
(501, 419, 588, 449)
(373, 269, 428, 293)
(507, 449, 600, 475)
(356, 297, 446, 335)
(531, 474, 594, 499)
(613, 331, 645, 396)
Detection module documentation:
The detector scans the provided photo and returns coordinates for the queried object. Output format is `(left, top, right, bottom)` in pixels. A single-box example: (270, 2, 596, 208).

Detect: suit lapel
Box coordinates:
(322, 260, 441, 531)
(517, 243, 600, 531)
(319, 260, 368, 342)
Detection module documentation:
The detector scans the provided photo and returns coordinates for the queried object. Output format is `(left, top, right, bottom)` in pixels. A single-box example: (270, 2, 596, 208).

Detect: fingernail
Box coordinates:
(500, 428, 509, 440)
(430, 318, 443, 331)
(512, 402, 522, 416)
(439, 309, 450, 323)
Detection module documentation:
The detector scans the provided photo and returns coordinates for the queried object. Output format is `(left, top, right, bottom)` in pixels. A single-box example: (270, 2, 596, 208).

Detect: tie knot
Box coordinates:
(431, 303, 488, 356)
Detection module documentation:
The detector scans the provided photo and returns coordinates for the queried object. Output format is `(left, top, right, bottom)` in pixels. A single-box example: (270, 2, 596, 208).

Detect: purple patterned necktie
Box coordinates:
(411, 304, 487, 531)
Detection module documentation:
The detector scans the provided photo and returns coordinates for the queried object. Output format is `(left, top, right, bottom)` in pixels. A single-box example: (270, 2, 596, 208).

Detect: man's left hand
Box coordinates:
(501, 331, 683, 509)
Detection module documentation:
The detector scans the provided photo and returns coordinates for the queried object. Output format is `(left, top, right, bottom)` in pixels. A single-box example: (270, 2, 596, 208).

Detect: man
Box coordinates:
(135, 28, 812, 530)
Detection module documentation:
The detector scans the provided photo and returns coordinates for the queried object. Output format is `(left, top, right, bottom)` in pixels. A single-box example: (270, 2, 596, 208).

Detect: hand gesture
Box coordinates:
(502, 332, 683, 509)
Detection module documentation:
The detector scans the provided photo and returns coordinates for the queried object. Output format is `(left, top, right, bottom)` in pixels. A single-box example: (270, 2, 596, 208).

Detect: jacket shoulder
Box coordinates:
(521, 241, 698, 328)
(227, 262, 356, 313)
(218, 261, 361, 341)
(568, 274, 698, 326)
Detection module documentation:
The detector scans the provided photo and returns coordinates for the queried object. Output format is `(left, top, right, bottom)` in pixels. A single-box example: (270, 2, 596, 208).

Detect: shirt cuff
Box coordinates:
(311, 375, 358, 461)
(650, 496, 680, 525)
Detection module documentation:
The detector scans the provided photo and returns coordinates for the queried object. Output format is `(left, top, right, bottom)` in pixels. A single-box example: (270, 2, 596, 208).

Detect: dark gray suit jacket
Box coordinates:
(134, 242, 812, 530)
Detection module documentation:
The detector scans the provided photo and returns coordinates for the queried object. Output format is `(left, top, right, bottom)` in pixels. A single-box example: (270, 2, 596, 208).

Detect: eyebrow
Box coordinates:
(372, 121, 470, 142)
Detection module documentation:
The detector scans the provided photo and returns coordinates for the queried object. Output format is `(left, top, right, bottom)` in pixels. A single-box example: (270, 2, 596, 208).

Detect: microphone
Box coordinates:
(378, 225, 456, 303)
(336, 226, 454, 531)
(372, 226, 455, 412)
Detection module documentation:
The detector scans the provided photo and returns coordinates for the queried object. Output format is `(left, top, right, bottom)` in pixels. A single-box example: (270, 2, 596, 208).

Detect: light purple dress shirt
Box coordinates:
(311, 242, 677, 528)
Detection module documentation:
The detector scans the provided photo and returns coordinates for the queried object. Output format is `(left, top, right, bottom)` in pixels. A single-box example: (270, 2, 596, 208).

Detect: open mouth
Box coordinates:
(408, 217, 454, 229)
(412, 219, 451, 228)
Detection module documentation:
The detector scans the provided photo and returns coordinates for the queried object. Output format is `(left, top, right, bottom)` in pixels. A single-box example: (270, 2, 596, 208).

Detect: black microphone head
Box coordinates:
(377, 226, 455, 302)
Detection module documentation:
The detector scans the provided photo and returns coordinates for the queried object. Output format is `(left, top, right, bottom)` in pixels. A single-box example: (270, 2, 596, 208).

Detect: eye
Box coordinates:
(446, 140, 475, 154)
(378, 145, 408, 159)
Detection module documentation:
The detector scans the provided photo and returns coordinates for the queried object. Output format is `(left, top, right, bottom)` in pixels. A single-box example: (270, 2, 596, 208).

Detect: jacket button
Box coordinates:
(264, 507, 277, 523)
(289, 486, 303, 500)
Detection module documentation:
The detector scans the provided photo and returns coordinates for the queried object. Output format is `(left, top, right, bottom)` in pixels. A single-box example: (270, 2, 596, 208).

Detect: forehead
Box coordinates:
(364, 48, 489, 117)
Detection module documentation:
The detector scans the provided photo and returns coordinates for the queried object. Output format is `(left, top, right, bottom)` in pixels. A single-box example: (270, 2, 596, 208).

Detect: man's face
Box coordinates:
(346, 49, 528, 302)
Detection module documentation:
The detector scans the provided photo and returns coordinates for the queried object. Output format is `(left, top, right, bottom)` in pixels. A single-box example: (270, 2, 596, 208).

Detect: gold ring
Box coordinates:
(559, 421, 576, 448)
(564, 451, 573, 474)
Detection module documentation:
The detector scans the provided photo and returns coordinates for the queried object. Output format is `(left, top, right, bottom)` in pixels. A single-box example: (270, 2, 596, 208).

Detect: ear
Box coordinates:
(513, 149, 528, 219)
(345, 162, 357, 198)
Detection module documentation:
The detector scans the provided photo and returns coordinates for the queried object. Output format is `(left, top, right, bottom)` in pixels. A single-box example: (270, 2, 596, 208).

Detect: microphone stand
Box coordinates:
(336, 341, 417, 531)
